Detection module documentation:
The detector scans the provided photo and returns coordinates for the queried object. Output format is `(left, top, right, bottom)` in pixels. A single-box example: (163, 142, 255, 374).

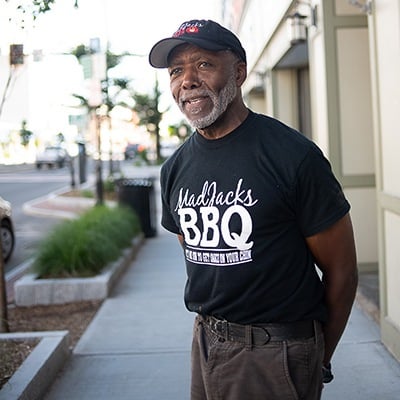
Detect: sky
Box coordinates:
(3, 0, 221, 54)
(2, 0, 222, 110)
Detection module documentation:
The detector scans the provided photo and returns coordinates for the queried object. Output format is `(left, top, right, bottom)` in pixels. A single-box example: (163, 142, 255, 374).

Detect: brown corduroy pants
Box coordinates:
(190, 315, 324, 400)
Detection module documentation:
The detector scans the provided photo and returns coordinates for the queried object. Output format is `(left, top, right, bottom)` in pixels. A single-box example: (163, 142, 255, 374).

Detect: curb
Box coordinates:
(0, 331, 70, 400)
(22, 181, 101, 220)
(14, 235, 144, 306)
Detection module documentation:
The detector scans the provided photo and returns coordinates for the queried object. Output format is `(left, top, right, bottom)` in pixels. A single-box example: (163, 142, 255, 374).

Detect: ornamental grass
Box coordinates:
(33, 205, 140, 278)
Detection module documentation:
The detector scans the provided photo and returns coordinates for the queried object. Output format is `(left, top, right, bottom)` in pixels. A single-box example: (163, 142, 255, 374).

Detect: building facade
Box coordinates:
(222, 0, 400, 360)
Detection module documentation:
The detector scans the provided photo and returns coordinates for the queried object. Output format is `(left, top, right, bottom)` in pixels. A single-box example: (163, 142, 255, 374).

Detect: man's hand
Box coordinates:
(322, 363, 334, 383)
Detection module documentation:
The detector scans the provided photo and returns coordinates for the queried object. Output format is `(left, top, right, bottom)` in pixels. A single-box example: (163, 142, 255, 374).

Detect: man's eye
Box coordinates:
(169, 68, 181, 77)
(199, 61, 211, 68)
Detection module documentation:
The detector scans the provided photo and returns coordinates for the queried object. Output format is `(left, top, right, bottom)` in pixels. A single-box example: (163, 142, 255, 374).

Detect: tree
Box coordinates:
(71, 93, 105, 204)
(168, 121, 192, 143)
(71, 44, 126, 110)
(72, 44, 124, 67)
(131, 78, 163, 162)
(72, 45, 127, 176)
(71, 45, 166, 163)
(4, 0, 79, 28)
(19, 119, 33, 147)
(71, 44, 87, 60)
(114, 75, 166, 163)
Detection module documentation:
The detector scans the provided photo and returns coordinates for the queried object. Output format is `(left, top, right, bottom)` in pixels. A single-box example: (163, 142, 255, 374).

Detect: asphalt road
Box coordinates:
(0, 163, 79, 274)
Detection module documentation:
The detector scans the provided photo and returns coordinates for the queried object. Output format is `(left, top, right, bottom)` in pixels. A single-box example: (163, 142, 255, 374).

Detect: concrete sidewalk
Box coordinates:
(323, 305, 400, 399)
(43, 229, 194, 400)
(42, 239, 400, 399)
(20, 163, 400, 399)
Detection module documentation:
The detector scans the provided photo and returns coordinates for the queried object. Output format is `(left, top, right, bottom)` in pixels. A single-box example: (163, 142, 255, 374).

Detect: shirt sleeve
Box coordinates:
(295, 145, 350, 237)
(160, 165, 181, 235)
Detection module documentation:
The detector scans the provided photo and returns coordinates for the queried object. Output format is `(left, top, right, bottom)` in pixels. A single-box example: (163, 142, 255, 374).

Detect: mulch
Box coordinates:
(0, 300, 102, 390)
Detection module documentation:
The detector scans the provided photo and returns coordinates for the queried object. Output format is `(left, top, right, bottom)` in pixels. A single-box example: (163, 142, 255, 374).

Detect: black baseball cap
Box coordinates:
(149, 19, 246, 68)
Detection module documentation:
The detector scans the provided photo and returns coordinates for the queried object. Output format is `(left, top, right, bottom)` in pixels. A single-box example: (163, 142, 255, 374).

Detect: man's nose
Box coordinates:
(182, 68, 201, 90)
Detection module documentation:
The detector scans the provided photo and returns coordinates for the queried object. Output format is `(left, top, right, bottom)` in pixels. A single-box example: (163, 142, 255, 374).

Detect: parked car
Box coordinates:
(0, 196, 15, 262)
(124, 143, 140, 160)
(160, 142, 179, 158)
(36, 146, 69, 169)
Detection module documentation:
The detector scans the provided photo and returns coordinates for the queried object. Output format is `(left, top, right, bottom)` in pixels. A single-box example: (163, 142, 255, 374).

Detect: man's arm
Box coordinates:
(305, 213, 358, 366)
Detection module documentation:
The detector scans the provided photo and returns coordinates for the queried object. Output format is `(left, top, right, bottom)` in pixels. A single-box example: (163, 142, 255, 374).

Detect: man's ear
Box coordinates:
(236, 62, 247, 86)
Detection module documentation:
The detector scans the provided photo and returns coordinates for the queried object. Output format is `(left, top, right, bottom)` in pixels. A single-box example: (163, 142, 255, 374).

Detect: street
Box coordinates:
(0, 163, 80, 274)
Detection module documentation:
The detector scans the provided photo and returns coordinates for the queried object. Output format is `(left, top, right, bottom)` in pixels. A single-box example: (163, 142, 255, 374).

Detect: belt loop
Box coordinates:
(224, 320, 229, 341)
(245, 325, 253, 351)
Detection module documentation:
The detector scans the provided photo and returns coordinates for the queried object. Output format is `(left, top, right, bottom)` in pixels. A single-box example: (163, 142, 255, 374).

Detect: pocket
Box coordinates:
(196, 320, 219, 364)
(200, 323, 210, 362)
(284, 335, 323, 400)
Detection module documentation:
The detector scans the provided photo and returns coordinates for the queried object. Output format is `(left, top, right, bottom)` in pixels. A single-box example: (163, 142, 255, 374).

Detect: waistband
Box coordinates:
(200, 315, 318, 346)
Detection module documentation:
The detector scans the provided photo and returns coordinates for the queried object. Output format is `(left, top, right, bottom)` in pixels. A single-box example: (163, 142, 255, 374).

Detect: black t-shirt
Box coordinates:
(161, 111, 350, 324)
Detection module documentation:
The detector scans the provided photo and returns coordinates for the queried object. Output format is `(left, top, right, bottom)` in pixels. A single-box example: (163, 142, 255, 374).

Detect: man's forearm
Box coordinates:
(322, 268, 358, 365)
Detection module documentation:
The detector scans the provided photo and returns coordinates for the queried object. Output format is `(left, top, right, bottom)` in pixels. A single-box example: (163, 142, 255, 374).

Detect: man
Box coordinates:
(149, 19, 358, 400)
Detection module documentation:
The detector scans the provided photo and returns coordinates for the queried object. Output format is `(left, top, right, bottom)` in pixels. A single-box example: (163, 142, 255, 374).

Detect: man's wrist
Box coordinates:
(322, 363, 334, 383)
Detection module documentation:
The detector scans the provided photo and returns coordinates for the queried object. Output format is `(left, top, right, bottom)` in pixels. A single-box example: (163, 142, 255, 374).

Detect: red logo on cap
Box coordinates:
(173, 21, 204, 38)
(186, 26, 199, 34)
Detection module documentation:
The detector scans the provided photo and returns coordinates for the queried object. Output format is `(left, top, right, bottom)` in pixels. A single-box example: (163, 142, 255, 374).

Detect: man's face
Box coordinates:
(168, 44, 241, 129)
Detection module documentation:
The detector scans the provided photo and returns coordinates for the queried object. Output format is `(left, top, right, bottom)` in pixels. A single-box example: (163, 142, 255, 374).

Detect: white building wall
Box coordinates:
(225, 0, 400, 358)
(236, 0, 292, 72)
(369, 0, 400, 360)
(336, 28, 375, 176)
(228, 0, 378, 269)
(345, 187, 378, 265)
(308, 30, 329, 155)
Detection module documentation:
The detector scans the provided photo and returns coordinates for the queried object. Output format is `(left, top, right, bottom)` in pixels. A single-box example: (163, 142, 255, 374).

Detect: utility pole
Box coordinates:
(95, 107, 104, 205)
(104, 44, 114, 177)
(0, 238, 9, 333)
(154, 75, 161, 163)
(0, 44, 24, 331)
(85, 39, 106, 206)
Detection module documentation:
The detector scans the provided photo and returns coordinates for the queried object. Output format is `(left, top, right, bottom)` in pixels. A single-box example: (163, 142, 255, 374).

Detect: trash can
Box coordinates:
(116, 178, 157, 238)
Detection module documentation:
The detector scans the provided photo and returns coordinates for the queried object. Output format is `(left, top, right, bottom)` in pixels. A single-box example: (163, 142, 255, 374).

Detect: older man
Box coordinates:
(149, 19, 357, 400)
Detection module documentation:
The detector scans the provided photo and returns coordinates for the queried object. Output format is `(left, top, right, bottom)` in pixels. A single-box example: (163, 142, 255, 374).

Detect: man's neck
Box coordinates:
(197, 104, 249, 140)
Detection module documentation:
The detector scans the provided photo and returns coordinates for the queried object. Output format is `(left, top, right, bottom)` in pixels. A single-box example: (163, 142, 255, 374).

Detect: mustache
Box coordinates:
(179, 90, 211, 105)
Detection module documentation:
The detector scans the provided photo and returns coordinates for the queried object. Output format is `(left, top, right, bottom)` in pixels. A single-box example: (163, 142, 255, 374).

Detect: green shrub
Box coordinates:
(80, 189, 94, 198)
(33, 206, 141, 278)
(103, 176, 116, 193)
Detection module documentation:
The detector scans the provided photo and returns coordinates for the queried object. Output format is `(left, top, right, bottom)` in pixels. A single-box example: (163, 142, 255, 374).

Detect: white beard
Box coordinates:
(179, 69, 238, 130)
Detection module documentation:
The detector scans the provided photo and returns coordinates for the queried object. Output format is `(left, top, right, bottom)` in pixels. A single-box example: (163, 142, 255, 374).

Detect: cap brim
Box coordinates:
(149, 37, 228, 68)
